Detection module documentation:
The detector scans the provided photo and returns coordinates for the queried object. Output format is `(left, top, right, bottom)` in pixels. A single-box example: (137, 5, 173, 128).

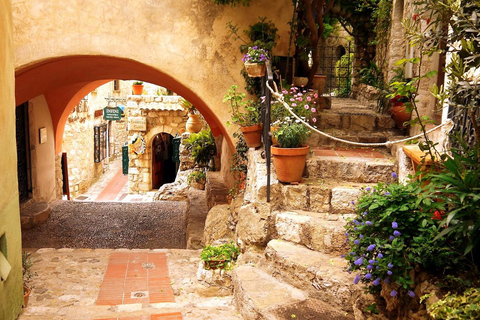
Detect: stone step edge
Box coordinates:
(20, 201, 51, 230)
(263, 239, 358, 313)
(233, 265, 307, 320)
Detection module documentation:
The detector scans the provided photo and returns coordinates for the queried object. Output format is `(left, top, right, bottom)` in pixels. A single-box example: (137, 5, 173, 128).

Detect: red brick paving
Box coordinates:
(312, 147, 386, 159)
(95, 169, 128, 201)
(96, 252, 175, 306)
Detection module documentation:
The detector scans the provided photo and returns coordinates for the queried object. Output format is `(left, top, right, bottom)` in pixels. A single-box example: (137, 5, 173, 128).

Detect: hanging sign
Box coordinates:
(128, 117, 147, 131)
(103, 107, 122, 121)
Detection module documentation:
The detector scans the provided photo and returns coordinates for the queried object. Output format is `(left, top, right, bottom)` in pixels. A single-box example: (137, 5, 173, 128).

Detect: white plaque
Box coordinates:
(128, 117, 147, 131)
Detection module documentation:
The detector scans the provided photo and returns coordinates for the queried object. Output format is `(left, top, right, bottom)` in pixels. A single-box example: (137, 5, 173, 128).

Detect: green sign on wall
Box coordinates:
(103, 107, 122, 121)
(172, 136, 181, 162)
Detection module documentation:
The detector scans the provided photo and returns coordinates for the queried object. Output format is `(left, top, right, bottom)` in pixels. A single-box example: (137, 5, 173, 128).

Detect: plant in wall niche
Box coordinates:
(183, 128, 216, 168)
(187, 170, 207, 190)
(223, 85, 263, 148)
(201, 242, 240, 270)
(22, 251, 37, 307)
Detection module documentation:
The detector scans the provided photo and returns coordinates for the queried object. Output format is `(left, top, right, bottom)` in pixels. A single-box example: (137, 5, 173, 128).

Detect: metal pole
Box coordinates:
(265, 61, 273, 203)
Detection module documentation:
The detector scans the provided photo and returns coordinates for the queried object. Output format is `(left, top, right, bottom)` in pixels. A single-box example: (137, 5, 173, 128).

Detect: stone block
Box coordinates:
(331, 186, 361, 214)
(319, 113, 342, 129)
(282, 185, 308, 211)
(378, 115, 396, 129)
(236, 202, 275, 248)
(308, 185, 331, 212)
(349, 115, 376, 131)
(203, 204, 234, 245)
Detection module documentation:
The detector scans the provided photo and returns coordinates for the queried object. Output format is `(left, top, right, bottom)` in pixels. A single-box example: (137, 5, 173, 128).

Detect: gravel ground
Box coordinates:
(22, 200, 187, 249)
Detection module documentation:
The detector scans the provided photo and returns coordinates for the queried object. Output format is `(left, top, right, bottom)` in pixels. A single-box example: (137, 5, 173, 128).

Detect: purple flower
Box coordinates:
(384, 277, 390, 284)
(389, 236, 395, 241)
(366, 221, 372, 226)
(367, 244, 376, 251)
(351, 201, 355, 205)
(354, 240, 360, 245)
(366, 187, 371, 191)
(360, 234, 364, 239)
(363, 211, 368, 216)
(367, 264, 373, 270)
(365, 273, 372, 280)
(385, 192, 391, 195)
(354, 257, 364, 266)
(368, 259, 376, 265)
(353, 275, 361, 284)
(388, 263, 393, 269)
(345, 232, 349, 236)
(408, 290, 415, 298)
(390, 290, 397, 297)
(354, 227, 357, 231)
(349, 252, 355, 255)
(378, 253, 384, 259)
(373, 278, 381, 286)
(392, 221, 398, 229)
(393, 230, 401, 237)
(340, 254, 345, 258)
(387, 270, 393, 275)
(392, 172, 398, 179)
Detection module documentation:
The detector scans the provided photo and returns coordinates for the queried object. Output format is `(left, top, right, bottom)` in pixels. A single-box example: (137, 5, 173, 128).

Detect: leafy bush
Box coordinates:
(334, 53, 354, 97)
(426, 288, 480, 319)
(344, 178, 464, 296)
(223, 85, 261, 127)
(201, 242, 240, 269)
(188, 170, 206, 185)
(184, 128, 216, 167)
(273, 122, 311, 148)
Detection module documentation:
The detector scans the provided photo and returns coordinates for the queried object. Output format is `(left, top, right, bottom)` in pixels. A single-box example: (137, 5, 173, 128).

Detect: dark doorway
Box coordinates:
(16, 102, 32, 203)
(152, 133, 177, 189)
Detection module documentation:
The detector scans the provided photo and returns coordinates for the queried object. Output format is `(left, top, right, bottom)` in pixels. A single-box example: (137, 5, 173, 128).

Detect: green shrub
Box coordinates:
(188, 170, 206, 185)
(344, 178, 464, 296)
(273, 122, 311, 148)
(426, 288, 480, 319)
(201, 242, 240, 269)
(334, 53, 354, 97)
(184, 128, 216, 167)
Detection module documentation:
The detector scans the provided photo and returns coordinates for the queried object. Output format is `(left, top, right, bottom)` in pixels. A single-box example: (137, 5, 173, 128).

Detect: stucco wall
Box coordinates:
(0, 0, 23, 318)
(29, 95, 57, 202)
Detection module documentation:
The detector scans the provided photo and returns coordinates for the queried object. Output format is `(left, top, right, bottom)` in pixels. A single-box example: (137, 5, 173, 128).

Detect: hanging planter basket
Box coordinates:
(244, 63, 266, 78)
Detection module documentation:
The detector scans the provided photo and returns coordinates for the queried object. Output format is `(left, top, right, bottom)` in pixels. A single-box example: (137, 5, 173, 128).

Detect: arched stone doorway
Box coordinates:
(152, 133, 177, 189)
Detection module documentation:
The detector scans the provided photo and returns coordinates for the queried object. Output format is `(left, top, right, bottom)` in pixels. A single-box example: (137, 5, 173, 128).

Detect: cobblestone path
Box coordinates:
(22, 200, 186, 249)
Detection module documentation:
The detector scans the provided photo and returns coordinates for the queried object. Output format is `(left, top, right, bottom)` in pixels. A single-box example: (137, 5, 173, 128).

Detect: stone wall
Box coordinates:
(127, 95, 191, 194)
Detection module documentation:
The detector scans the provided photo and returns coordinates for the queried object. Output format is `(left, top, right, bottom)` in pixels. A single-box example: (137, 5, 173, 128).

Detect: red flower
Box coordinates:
(413, 14, 419, 21)
(425, 18, 430, 24)
(432, 210, 445, 220)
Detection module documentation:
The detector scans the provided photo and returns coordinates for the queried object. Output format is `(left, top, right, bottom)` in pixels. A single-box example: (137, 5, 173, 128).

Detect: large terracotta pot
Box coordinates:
(244, 63, 266, 78)
(312, 74, 327, 95)
(241, 124, 263, 148)
(390, 104, 411, 129)
(186, 114, 203, 133)
(132, 85, 144, 95)
(271, 145, 309, 183)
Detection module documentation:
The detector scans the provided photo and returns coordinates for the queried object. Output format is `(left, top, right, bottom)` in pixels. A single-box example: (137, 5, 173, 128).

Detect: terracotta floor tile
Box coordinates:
(97, 252, 175, 306)
(151, 313, 183, 320)
(95, 169, 128, 201)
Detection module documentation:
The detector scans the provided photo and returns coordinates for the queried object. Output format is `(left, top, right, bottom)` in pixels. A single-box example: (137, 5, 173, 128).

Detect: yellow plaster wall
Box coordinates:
(0, 0, 24, 318)
(29, 95, 57, 202)
(11, 0, 292, 146)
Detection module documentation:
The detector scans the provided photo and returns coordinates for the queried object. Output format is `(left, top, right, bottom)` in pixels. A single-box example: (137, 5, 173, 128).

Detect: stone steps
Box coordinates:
(306, 154, 396, 183)
(275, 210, 348, 254)
(307, 129, 400, 148)
(233, 265, 307, 320)
(263, 239, 358, 314)
(20, 201, 51, 230)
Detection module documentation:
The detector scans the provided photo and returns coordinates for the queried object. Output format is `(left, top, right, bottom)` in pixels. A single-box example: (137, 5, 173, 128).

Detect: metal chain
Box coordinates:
(266, 81, 454, 147)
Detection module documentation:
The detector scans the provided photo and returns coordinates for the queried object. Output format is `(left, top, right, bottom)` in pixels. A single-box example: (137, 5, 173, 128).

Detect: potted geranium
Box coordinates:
(223, 85, 263, 148)
(242, 46, 268, 77)
(132, 81, 144, 95)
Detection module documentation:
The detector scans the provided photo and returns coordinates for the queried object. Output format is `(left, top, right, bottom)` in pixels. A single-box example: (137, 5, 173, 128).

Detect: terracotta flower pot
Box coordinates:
(244, 63, 266, 78)
(23, 286, 31, 308)
(186, 114, 203, 133)
(390, 104, 411, 129)
(241, 124, 263, 148)
(271, 145, 309, 183)
(132, 84, 144, 95)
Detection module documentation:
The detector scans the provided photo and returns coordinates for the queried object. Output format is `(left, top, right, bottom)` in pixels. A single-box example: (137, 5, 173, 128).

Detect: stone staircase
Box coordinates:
(232, 124, 399, 318)
(20, 200, 51, 230)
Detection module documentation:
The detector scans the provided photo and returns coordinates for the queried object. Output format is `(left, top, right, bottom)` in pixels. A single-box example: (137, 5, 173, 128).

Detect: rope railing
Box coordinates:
(266, 81, 454, 147)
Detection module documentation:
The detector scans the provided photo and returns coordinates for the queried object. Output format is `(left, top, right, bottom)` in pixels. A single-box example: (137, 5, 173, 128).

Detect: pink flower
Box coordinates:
(311, 108, 316, 113)
(292, 103, 297, 107)
(290, 98, 295, 102)
(312, 118, 317, 122)
(282, 90, 288, 94)
(314, 93, 318, 98)
(304, 105, 309, 109)
(307, 96, 312, 101)
(296, 97, 303, 102)
(297, 92, 303, 96)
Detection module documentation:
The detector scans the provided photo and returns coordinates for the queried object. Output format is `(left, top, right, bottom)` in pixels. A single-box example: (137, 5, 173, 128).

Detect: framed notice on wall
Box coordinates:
(39, 127, 47, 144)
